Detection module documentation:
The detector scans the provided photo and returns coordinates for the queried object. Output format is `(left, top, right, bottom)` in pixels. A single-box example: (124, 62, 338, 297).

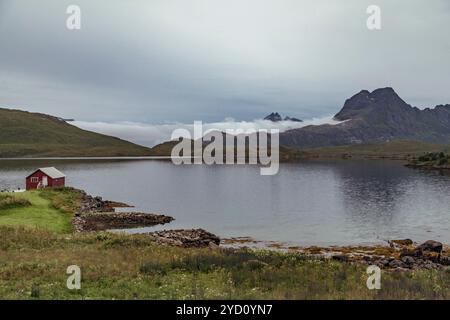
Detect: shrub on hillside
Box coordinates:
(0, 195, 31, 210)
(417, 152, 450, 165)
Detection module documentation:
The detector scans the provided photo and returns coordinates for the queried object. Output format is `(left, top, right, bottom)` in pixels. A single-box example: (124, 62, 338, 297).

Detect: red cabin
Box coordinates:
(26, 167, 66, 190)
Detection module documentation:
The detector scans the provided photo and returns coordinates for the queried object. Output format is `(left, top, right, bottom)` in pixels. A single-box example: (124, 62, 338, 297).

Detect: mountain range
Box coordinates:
(1, 87, 449, 158)
(280, 87, 450, 149)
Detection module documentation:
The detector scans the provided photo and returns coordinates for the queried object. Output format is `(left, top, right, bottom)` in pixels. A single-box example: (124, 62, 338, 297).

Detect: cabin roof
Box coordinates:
(27, 167, 66, 179)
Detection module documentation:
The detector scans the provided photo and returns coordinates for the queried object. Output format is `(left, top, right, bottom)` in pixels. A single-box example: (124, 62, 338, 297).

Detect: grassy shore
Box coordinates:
(0, 227, 449, 300)
(406, 152, 450, 169)
(0, 189, 448, 299)
(0, 189, 81, 233)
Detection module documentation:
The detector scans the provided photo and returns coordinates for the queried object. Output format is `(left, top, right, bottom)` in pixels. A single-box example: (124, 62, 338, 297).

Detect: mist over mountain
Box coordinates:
(280, 88, 450, 149)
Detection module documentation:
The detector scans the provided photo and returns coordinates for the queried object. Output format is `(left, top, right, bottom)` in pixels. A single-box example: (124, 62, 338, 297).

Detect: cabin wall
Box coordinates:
(26, 171, 65, 190)
(26, 171, 47, 190)
(50, 177, 65, 188)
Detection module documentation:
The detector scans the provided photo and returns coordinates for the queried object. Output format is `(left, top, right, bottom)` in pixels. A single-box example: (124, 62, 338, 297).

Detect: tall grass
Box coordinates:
(39, 187, 83, 214)
(0, 227, 448, 300)
(0, 194, 30, 210)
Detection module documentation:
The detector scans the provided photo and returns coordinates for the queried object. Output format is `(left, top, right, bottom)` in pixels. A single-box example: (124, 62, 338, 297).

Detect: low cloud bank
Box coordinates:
(73, 116, 341, 147)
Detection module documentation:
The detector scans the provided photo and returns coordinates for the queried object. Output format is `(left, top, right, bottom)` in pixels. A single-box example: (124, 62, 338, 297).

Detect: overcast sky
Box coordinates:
(0, 0, 449, 124)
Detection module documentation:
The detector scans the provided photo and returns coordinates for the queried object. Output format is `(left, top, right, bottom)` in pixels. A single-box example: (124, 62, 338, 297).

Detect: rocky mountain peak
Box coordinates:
(264, 112, 283, 122)
(264, 112, 302, 122)
(280, 88, 450, 149)
(370, 86, 396, 96)
(334, 87, 408, 121)
(369, 87, 405, 104)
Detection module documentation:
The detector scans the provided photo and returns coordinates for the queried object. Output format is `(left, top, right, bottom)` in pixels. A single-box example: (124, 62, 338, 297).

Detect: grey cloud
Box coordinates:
(0, 0, 449, 123)
(72, 116, 341, 147)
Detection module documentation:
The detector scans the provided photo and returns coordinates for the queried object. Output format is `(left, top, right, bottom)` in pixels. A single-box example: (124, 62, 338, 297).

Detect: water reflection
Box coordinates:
(0, 159, 449, 245)
(335, 162, 404, 233)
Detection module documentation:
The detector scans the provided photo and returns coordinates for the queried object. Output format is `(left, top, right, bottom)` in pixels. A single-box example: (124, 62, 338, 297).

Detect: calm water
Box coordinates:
(1, 159, 449, 246)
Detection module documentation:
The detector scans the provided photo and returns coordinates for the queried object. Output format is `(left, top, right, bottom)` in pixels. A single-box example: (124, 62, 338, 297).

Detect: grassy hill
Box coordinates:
(0, 108, 152, 157)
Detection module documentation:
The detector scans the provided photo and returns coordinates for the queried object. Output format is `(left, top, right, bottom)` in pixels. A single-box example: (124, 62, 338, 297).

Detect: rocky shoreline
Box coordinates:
(72, 212, 174, 232)
(332, 240, 450, 271)
(223, 238, 450, 271)
(405, 163, 450, 170)
(405, 152, 450, 171)
(70, 188, 174, 232)
(75, 189, 124, 214)
(145, 229, 221, 248)
(72, 189, 449, 264)
(71, 188, 221, 247)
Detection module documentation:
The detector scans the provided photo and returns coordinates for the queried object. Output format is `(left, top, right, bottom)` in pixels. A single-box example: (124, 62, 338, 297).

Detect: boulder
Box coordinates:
(147, 229, 220, 248)
(416, 240, 443, 254)
(401, 256, 415, 265)
(331, 254, 349, 262)
(388, 259, 406, 269)
(400, 249, 420, 258)
(389, 239, 413, 247)
(440, 256, 450, 266)
(379, 259, 390, 267)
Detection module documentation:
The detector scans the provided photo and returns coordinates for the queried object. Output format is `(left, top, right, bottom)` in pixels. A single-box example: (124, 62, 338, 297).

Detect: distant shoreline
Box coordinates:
(0, 156, 175, 161)
(1, 139, 449, 162)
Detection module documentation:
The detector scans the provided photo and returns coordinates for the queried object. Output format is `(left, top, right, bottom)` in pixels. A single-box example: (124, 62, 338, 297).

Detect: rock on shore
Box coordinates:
(76, 190, 115, 213)
(69, 188, 174, 232)
(146, 229, 221, 248)
(69, 189, 221, 249)
(73, 212, 174, 232)
(343, 239, 449, 271)
(225, 237, 449, 271)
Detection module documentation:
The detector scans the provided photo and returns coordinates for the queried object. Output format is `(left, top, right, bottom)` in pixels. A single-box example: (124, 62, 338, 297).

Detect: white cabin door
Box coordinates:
(42, 176, 48, 187)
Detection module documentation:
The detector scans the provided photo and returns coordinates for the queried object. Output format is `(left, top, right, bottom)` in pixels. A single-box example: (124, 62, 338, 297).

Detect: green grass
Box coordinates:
(38, 188, 83, 214)
(0, 190, 77, 234)
(0, 188, 448, 300)
(0, 227, 448, 300)
(0, 108, 153, 157)
(408, 152, 450, 167)
(0, 194, 31, 210)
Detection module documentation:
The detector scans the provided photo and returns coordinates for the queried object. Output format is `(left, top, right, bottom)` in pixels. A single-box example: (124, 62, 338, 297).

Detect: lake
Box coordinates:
(1, 159, 449, 246)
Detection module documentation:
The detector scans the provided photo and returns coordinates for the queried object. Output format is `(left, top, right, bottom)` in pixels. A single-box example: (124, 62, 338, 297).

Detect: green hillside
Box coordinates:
(0, 108, 152, 157)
